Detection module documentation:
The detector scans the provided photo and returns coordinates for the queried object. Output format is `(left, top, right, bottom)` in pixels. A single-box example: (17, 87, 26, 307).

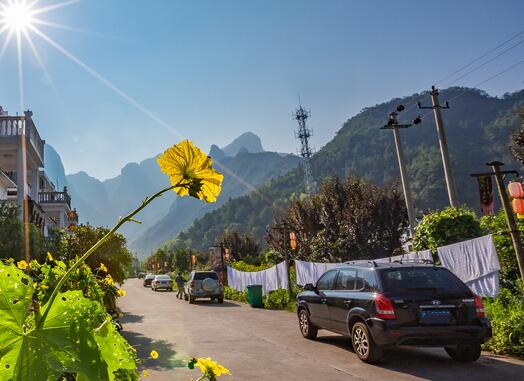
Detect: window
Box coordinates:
(334, 269, 357, 290)
(316, 270, 338, 290)
(379, 267, 470, 294)
(357, 269, 379, 292)
(194, 272, 219, 280)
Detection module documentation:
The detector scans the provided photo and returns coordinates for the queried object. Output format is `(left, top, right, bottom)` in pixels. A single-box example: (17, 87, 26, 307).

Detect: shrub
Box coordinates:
(223, 286, 248, 303)
(413, 206, 485, 254)
(484, 283, 524, 357)
(481, 210, 523, 291)
(264, 289, 291, 310)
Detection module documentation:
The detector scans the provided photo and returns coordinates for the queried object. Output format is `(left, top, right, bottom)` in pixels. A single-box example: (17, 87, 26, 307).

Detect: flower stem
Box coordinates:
(37, 184, 176, 328)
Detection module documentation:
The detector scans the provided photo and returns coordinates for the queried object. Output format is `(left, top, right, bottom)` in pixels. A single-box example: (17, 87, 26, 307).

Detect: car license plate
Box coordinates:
(420, 309, 451, 325)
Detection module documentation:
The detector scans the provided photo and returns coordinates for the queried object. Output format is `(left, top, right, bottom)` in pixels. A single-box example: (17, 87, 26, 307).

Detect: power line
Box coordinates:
(436, 27, 524, 85)
(403, 27, 524, 113)
(444, 38, 524, 86)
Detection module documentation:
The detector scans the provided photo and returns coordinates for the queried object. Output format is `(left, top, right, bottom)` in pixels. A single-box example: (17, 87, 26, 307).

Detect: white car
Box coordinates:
(151, 274, 173, 291)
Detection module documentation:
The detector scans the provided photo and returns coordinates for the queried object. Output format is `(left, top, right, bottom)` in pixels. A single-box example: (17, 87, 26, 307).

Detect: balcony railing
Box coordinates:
(0, 113, 45, 163)
(39, 191, 71, 209)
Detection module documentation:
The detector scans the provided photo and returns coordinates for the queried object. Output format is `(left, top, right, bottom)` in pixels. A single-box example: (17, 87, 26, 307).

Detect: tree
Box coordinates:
(61, 224, 133, 284)
(272, 176, 408, 262)
(412, 207, 485, 253)
(510, 108, 524, 165)
(218, 229, 262, 263)
(0, 202, 44, 261)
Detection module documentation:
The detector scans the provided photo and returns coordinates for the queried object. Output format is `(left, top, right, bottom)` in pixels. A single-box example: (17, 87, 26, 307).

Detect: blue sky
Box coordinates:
(1, 0, 524, 179)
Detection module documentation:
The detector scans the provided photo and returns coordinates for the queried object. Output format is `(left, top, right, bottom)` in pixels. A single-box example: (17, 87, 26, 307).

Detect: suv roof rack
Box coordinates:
(342, 259, 435, 267)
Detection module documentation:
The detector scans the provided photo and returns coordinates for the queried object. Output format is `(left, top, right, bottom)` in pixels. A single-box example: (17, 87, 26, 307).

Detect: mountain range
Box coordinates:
(61, 132, 300, 256)
(175, 87, 524, 252)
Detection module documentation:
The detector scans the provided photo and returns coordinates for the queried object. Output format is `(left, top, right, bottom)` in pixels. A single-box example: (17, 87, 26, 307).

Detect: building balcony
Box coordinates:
(39, 190, 71, 209)
(0, 111, 45, 166)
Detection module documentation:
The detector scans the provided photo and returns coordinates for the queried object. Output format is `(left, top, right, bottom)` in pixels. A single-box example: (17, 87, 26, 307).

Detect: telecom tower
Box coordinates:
(293, 105, 315, 194)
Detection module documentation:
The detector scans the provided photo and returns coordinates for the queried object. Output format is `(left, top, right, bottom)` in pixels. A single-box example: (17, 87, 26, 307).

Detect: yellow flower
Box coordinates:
(40, 284, 49, 289)
(17, 260, 28, 270)
(150, 350, 159, 359)
(142, 370, 149, 378)
(47, 252, 54, 261)
(157, 140, 223, 203)
(195, 357, 231, 377)
(99, 263, 108, 273)
(117, 289, 126, 297)
(104, 274, 114, 285)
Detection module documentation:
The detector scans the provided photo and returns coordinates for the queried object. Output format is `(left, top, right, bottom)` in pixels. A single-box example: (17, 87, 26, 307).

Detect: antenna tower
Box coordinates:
(293, 105, 314, 194)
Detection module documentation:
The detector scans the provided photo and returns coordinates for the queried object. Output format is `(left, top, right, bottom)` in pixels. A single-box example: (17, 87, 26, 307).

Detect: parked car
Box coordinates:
(137, 272, 146, 279)
(184, 271, 224, 304)
(296, 261, 492, 364)
(152, 274, 173, 291)
(143, 274, 155, 287)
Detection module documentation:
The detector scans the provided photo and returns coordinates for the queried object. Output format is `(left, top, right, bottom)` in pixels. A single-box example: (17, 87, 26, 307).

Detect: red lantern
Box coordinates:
(512, 198, 524, 214)
(289, 231, 298, 250)
(508, 182, 523, 199)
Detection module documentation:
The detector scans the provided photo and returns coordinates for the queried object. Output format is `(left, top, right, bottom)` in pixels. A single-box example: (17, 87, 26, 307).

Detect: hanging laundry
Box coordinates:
(375, 250, 433, 263)
(227, 261, 288, 295)
(437, 234, 500, 297)
(295, 251, 433, 286)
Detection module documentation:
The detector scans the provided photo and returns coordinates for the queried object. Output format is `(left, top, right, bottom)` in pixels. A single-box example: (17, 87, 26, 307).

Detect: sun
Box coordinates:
(1, 0, 34, 32)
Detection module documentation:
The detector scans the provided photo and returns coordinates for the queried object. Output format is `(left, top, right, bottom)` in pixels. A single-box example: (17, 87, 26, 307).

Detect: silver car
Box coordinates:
(184, 271, 224, 303)
(151, 274, 173, 291)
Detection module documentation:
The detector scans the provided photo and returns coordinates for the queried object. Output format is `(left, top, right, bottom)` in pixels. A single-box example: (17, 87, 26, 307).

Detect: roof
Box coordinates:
(0, 169, 16, 188)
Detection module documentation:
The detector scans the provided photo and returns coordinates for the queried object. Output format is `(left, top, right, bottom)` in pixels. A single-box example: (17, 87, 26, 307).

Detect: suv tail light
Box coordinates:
(374, 294, 396, 320)
(474, 295, 485, 318)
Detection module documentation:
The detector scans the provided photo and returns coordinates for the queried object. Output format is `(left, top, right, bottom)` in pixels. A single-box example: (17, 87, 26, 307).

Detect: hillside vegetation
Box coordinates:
(177, 87, 524, 252)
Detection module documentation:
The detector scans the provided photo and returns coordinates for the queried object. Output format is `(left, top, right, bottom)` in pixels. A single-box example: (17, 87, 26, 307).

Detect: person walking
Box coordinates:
(175, 272, 185, 299)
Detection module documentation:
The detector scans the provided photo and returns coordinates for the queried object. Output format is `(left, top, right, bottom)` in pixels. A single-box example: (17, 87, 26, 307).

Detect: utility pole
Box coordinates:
(483, 162, 524, 282)
(380, 106, 421, 237)
(419, 86, 458, 207)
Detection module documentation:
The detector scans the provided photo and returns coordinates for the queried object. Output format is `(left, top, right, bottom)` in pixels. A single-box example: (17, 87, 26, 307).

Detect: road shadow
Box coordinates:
(119, 313, 144, 324)
(314, 335, 524, 381)
(121, 330, 186, 370)
(190, 300, 240, 308)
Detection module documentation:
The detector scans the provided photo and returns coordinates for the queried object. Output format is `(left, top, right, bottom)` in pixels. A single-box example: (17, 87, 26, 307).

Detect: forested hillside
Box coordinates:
(177, 87, 524, 252)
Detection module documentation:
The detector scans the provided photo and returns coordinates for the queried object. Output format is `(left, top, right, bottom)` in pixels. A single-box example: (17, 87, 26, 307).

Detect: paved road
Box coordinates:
(119, 278, 524, 381)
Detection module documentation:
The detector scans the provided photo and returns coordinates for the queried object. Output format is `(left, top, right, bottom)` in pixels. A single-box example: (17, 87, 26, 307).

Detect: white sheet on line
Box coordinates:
(227, 261, 288, 295)
(295, 251, 433, 286)
(374, 250, 433, 264)
(437, 234, 500, 297)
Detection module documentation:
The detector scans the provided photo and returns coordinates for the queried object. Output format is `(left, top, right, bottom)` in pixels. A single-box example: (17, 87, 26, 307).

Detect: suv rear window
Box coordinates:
(193, 272, 218, 280)
(379, 267, 470, 294)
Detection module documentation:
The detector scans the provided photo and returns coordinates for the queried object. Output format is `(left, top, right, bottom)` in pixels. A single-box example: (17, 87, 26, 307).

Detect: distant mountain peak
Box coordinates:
(221, 132, 264, 156)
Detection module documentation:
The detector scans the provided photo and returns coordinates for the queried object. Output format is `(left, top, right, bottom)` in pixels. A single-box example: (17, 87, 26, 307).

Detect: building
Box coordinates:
(0, 106, 78, 236)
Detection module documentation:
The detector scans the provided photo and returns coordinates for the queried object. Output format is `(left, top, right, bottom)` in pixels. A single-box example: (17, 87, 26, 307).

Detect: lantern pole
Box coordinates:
(487, 161, 524, 282)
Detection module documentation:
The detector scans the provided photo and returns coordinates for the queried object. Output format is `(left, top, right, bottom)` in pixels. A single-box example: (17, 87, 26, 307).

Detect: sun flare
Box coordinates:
(1, 0, 34, 32)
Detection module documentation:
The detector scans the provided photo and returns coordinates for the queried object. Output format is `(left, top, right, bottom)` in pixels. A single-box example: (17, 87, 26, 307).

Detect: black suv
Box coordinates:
(296, 262, 492, 363)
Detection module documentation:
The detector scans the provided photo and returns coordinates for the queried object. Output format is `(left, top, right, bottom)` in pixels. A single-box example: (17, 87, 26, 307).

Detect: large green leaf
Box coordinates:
(0, 262, 137, 381)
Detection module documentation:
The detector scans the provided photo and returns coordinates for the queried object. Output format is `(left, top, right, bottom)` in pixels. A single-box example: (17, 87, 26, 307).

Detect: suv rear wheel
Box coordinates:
(445, 343, 481, 362)
(351, 322, 382, 363)
(298, 309, 318, 339)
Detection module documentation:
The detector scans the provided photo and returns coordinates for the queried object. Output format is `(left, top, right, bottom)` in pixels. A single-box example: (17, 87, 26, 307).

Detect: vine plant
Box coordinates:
(0, 140, 224, 381)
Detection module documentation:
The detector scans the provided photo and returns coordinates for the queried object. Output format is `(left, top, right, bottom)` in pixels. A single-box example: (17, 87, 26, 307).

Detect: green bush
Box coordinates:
(413, 207, 485, 254)
(484, 283, 524, 357)
(264, 289, 291, 310)
(224, 286, 248, 303)
(481, 210, 523, 291)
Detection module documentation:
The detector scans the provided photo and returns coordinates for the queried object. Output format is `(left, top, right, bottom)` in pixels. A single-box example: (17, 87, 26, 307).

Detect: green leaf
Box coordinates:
(0, 262, 138, 381)
(93, 319, 138, 380)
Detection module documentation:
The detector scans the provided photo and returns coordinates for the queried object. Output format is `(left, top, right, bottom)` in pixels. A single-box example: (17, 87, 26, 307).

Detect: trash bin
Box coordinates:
(246, 285, 263, 308)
